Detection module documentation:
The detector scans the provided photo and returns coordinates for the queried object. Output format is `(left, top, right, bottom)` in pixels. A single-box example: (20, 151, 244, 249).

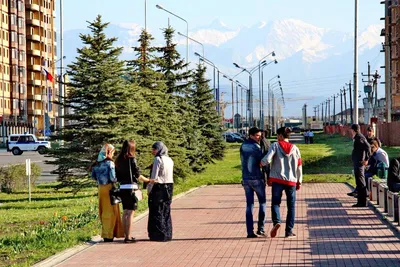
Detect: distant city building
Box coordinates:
(0, 0, 57, 135)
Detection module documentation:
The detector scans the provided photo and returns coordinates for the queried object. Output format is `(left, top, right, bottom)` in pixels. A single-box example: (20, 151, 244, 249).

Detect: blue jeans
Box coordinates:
(243, 179, 266, 235)
(391, 183, 400, 192)
(271, 182, 296, 235)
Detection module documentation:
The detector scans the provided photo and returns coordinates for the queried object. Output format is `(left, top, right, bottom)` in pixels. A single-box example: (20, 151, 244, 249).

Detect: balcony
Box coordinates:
(28, 109, 43, 116)
(27, 49, 41, 57)
(26, 3, 40, 11)
(28, 94, 42, 101)
(28, 64, 41, 72)
(26, 18, 40, 27)
(27, 34, 40, 42)
(28, 79, 42, 86)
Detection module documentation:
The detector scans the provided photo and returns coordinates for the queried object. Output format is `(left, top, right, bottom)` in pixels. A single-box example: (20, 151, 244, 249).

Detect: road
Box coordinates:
(0, 150, 58, 183)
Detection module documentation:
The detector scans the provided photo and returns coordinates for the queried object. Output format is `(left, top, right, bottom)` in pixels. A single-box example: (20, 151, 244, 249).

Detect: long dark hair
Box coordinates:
(115, 140, 136, 167)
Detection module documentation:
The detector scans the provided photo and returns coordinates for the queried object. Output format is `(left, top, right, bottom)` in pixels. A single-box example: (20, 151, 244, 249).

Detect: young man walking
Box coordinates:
(240, 127, 266, 238)
(261, 127, 302, 238)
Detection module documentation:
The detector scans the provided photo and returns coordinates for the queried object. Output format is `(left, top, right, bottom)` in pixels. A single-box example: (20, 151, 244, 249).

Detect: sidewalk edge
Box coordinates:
(32, 185, 207, 267)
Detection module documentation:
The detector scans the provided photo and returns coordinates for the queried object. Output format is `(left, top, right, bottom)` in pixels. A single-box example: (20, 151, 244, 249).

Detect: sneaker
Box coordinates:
(247, 233, 258, 238)
(270, 223, 281, 238)
(124, 237, 136, 243)
(285, 233, 296, 239)
(256, 230, 266, 236)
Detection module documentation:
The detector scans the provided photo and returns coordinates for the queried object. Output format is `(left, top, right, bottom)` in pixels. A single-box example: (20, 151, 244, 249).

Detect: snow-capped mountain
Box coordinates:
(62, 19, 384, 116)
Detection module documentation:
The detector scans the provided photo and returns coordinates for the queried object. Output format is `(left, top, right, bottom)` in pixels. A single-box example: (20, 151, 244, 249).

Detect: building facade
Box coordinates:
(0, 0, 57, 140)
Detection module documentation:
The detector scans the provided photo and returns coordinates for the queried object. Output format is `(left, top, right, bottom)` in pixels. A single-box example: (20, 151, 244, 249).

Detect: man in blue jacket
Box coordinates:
(240, 127, 266, 238)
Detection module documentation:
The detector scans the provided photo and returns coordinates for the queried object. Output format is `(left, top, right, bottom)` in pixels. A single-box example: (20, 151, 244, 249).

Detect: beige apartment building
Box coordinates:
(0, 0, 57, 137)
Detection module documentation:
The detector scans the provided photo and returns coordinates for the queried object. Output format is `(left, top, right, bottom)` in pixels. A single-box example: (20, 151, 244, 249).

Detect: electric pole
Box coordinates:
(347, 81, 353, 124)
(340, 91, 344, 124)
(327, 99, 331, 124)
(342, 86, 347, 123)
(321, 102, 324, 123)
(333, 94, 337, 124)
(314, 106, 317, 121)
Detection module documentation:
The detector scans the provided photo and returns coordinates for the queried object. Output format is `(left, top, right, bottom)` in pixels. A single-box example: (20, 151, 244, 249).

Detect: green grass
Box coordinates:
(1, 136, 399, 266)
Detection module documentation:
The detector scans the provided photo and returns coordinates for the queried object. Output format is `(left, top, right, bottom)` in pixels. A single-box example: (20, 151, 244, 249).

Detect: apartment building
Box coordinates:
(0, 0, 57, 137)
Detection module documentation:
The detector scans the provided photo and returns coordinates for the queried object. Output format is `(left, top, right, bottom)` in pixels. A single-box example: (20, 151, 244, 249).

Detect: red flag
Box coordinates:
(42, 68, 54, 83)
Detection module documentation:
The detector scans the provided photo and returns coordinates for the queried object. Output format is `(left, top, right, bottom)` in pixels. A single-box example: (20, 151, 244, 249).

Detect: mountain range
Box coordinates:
(62, 19, 384, 117)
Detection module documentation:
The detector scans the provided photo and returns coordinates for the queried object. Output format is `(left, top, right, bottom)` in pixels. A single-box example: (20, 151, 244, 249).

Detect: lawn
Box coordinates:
(1, 135, 398, 266)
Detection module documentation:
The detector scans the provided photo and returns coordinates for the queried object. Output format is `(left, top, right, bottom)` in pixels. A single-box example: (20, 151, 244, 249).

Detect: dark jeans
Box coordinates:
(271, 182, 296, 235)
(390, 183, 400, 192)
(354, 163, 368, 205)
(242, 179, 266, 235)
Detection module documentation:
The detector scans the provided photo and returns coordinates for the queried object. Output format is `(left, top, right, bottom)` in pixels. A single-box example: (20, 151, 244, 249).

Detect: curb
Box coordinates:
(345, 182, 400, 235)
(32, 185, 207, 267)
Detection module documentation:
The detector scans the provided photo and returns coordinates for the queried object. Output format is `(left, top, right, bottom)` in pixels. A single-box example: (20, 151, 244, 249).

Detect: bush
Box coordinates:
(0, 163, 42, 193)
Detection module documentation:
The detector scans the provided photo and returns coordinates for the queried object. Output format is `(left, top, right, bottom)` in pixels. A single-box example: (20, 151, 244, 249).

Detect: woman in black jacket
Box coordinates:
(115, 140, 141, 243)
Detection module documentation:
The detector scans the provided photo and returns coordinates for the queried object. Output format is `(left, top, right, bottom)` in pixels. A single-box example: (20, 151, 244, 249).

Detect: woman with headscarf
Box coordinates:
(91, 143, 124, 242)
(140, 141, 174, 241)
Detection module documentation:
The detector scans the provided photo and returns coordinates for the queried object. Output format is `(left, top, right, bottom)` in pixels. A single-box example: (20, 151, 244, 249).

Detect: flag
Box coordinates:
(42, 68, 54, 83)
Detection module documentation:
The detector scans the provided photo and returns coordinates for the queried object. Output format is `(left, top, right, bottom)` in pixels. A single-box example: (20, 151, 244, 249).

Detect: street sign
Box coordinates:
(26, 159, 31, 202)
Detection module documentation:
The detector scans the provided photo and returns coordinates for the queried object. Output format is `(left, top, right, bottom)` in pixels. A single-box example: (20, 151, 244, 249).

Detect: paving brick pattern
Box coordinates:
(57, 184, 400, 267)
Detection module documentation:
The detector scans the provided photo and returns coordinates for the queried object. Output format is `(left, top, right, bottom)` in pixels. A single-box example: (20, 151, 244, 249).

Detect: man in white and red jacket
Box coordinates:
(261, 127, 303, 238)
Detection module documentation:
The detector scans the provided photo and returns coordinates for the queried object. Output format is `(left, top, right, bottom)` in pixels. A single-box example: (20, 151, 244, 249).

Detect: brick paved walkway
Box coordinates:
(56, 184, 400, 267)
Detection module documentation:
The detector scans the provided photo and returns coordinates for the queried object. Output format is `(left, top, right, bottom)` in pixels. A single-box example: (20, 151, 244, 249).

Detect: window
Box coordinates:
(19, 50, 25, 61)
(11, 48, 17, 59)
(19, 67, 25, 78)
(10, 14, 17, 25)
(17, 18, 24, 29)
(17, 0, 23, 11)
(18, 34, 24, 45)
(11, 31, 17, 42)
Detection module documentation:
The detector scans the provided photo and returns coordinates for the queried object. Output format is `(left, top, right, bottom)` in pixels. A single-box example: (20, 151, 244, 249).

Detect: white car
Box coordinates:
(7, 134, 51, 156)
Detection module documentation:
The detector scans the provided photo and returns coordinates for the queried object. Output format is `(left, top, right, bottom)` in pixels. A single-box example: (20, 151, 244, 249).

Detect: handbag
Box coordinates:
(129, 158, 143, 201)
(109, 184, 122, 205)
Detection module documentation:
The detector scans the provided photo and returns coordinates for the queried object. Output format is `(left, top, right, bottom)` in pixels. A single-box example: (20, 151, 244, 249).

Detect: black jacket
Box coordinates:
(352, 133, 371, 164)
(388, 158, 400, 191)
(116, 157, 140, 185)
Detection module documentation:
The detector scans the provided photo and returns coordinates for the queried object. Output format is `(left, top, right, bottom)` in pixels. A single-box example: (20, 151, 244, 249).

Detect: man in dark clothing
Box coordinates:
(350, 124, 371, 207)
(388, 157, 400, 192)
(240, 127, 266, 238)
(260, 130, 271, 182)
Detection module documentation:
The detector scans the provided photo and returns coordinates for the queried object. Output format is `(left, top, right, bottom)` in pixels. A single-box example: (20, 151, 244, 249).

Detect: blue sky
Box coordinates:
(62, 0, 382, 32)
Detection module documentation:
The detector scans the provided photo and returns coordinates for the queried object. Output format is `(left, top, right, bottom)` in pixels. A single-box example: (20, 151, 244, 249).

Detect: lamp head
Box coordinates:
(194, 52, 201, 57)
(156, 4, 163, 9)
(272, 51, 276, 57)
(277, 75, 280, 79)
(274, 59, 278, 64)
(261, 60, 267, 64)
(233, 63, 240, 68)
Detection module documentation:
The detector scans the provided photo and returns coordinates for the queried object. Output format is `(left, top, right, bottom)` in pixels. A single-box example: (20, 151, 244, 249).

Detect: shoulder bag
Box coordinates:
(129, 158, 143, 201)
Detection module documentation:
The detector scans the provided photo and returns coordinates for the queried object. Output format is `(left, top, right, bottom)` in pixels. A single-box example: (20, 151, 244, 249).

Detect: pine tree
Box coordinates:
(190, 65, 225, 162)
(127, 29, 190, 178)
(157, 26, 205, 172)
(47, 15, 136, 189)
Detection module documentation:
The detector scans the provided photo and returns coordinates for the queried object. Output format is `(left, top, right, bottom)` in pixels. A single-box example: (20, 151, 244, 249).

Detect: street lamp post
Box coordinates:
(266, 75, 280, 131)
(178, 32, 204, 59)
(222, 70, 245, 132)
(258, 51, 276, 129)
(268, 80, 281, 132)
(156, 4, 189, 71)
(236, 81, 249, 132)
(194, 53, 221, 115)
(259, 60, 278, 129)
(233, 61, 267, 127)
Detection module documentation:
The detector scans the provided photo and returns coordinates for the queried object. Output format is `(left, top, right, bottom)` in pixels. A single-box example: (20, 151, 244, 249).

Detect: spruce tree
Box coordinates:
(47, 15, 135, 188)
(157, 26, 205, 172)
(127, 29, 190, 178)
(190, 65, 225, 162)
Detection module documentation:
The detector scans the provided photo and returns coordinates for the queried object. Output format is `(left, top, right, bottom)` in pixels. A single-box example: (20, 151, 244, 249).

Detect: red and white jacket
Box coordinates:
(261, 141, 302, 186)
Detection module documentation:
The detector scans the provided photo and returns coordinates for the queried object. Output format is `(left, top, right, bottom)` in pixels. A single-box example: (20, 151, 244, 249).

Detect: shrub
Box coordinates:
(0, 163, 42, 193)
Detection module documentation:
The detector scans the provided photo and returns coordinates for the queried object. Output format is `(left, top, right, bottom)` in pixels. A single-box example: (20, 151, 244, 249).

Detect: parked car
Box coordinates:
(7, 134, 51, 156)
(223, 132, 244, 143)
(292, 127, 301, 133)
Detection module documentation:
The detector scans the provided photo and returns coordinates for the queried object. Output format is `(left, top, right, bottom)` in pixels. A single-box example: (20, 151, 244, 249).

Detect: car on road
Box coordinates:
(7, 134, 51, 156)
